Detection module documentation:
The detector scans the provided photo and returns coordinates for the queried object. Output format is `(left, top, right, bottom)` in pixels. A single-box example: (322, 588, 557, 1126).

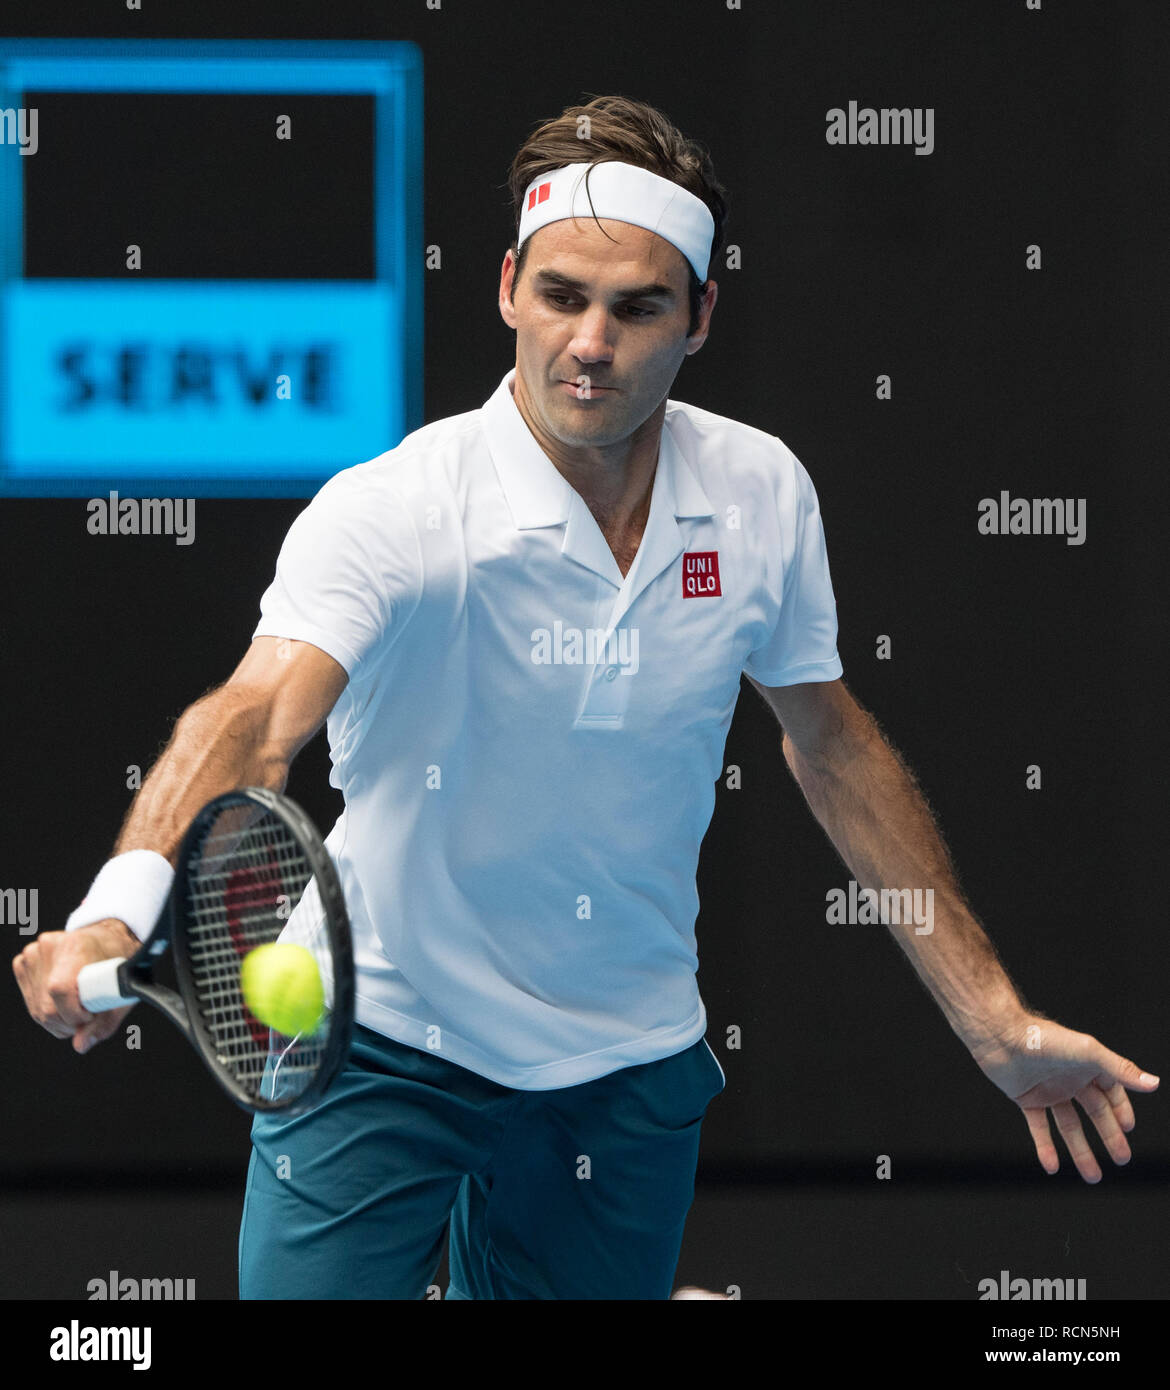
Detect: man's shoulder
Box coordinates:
(358, 404, 486, 476)
(665, 394, 800, 479)
(320, 405, 486, 499)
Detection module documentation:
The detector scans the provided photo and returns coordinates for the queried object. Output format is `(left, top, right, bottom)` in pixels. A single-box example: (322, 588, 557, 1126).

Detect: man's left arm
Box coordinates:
(747, 675, 1159, 1183)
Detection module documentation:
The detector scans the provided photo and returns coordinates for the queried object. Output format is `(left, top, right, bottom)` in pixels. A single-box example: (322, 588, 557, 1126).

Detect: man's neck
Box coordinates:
(510, 374, 663, 534)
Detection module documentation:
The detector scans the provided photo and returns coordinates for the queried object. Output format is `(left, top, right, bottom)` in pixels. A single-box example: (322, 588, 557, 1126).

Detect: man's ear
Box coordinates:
(685, 279, 718, 355)
(499, 249, 520, 329)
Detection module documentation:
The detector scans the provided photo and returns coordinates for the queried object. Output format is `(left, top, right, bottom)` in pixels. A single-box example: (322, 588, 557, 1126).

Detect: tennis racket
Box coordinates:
(76, 786, 354, 1115)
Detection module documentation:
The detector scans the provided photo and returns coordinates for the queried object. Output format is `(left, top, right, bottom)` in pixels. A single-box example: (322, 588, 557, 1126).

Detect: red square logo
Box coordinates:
(527, 181, 551, 211)
(682, 551, 721, 598)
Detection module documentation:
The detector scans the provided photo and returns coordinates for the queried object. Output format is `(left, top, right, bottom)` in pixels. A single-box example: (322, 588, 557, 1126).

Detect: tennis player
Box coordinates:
(15, 96, 1158, 1300)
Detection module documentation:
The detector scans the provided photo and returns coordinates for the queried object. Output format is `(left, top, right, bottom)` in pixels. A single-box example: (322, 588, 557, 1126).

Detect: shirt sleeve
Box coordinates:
(742, 449, 844, 687)
(251, 470, 423, 681)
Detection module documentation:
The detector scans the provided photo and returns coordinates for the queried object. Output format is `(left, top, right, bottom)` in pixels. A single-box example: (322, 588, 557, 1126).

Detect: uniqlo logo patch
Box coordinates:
(527, 181, 552, 211)
(682, 551, 721, 598)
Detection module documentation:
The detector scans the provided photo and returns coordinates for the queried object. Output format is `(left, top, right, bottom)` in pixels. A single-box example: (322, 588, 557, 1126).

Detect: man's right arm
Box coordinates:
(12, 636, 348, 1052)
(111, 636, 348, 861)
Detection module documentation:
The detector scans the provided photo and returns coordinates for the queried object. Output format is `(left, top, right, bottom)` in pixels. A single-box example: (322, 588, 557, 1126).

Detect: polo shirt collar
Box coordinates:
(482, 367, 715, 535)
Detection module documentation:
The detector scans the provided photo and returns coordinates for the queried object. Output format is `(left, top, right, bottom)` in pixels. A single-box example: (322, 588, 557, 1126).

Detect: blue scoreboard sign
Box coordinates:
(0, 39, 422, 496)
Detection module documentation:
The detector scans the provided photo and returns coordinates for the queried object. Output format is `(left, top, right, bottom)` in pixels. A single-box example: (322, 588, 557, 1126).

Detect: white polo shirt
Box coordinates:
(253, 368, 843, 1088)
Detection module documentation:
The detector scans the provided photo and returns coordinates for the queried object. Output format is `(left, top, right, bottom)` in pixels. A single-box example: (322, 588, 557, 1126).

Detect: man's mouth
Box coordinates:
(558, 379, 615, 394)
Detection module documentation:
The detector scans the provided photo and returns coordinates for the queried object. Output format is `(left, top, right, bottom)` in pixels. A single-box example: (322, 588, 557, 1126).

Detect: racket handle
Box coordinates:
(77, 958, 137, 1012)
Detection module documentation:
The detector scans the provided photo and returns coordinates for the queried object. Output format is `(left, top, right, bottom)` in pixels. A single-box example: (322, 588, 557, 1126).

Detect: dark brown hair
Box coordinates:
(505, 95, 728, 336)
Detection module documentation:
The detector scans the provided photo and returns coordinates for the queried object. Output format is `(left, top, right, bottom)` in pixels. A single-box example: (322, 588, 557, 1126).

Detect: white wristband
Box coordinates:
(64, 850, 175, 943)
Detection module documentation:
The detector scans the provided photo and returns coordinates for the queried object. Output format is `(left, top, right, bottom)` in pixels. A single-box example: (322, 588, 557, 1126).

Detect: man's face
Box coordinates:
(499, 216, 715, 451)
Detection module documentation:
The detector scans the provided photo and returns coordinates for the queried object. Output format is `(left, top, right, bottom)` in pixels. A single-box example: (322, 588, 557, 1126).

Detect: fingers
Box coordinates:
(1094, 1075, 1135, 1133)
(12, 929, 129, 1050)
(1075, 1081, 1131, 1167)
(1094, 1048, 1159, 1095)
(1086, 1047, 1159, 1149)
(1049, 1100, 1103, 1183)
(1023, 1107, 1060, 1175)
(1026, 1069, 1152, 1182)
(47, 956, 96, 1033)
(74, 1005, 133, 1055)
(12, 936, 92, 1038)
(1045, 1042, 1161, 1180)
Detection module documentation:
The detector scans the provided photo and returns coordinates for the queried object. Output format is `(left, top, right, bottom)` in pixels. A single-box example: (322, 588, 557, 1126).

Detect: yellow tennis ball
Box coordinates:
(240, 943, 325, 1037)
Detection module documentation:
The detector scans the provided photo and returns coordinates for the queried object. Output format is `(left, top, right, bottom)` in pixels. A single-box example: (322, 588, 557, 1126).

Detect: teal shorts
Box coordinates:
(238, 1024, 725, 1299)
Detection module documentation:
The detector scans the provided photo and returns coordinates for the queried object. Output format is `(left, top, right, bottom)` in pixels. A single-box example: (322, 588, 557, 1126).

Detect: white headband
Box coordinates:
(517, 161, 715, 283)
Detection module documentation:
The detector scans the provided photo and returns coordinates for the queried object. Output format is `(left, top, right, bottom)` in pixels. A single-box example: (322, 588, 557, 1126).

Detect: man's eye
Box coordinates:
(545, 293, 653, 318)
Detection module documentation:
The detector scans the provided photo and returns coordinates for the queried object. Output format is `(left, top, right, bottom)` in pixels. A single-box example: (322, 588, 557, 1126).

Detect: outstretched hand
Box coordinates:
(969, 1016, 1159, 1182)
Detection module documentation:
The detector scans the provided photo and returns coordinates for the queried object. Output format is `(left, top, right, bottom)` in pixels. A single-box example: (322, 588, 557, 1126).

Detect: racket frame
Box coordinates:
(170, 786, 355, 1115)
(82, 787, 354, 1115)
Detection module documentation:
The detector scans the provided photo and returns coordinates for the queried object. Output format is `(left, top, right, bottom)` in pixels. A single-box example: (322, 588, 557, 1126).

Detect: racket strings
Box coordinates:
(183, 806, 333, 1101)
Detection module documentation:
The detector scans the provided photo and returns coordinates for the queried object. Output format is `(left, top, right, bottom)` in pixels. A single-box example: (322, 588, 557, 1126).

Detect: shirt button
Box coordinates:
(605, 665, 619, 681)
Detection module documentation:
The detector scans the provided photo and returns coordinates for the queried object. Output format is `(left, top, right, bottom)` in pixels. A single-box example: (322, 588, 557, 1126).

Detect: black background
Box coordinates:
(1, 0, 1166, 1302)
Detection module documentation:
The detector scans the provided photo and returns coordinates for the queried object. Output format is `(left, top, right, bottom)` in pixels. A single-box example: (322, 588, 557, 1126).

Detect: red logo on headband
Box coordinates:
(527, 181, 552, 211)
